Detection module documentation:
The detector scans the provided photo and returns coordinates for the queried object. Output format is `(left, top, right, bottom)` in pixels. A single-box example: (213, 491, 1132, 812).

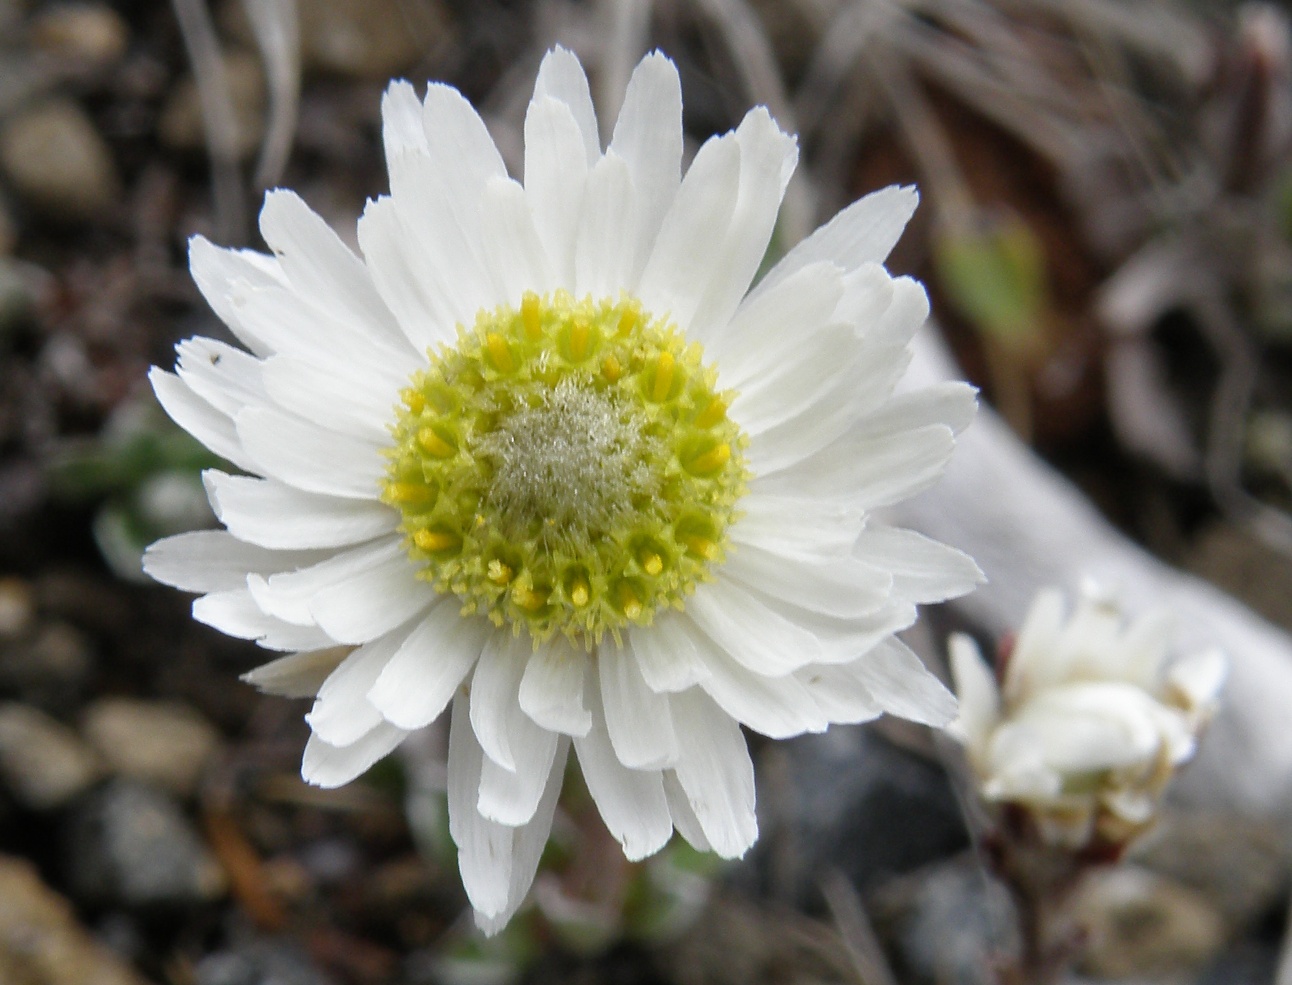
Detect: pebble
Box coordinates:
(0, 703, 101, 810)
(159, 49, 265, 160)
(195, 938, 337, 985)
(0, 576, 35, 639)
(1070, 865, 1227, 980)
(64, 779, 226, 907)
(869, 855, 1019, 985)
(0, 98, 120, 221)
(0, 853, 150, 985)
(81, 697, 221, 797)
(0, 620, 94, 710)
(747, 725, 969, 903)
(29, 3, 130, 68)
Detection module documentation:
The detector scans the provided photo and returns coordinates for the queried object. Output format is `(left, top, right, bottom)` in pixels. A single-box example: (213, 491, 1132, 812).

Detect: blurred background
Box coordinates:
(2, 0, 1292, 982)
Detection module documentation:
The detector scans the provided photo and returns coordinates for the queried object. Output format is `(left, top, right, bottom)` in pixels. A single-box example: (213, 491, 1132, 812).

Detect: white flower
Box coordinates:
(948, 583, 1226, 850)
(144, 48, 981, 931)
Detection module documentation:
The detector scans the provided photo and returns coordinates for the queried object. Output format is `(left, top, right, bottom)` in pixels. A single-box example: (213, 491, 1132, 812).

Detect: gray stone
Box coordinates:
(0, 703, 101, 810)
(195, 939, 336, 985)
(81, 698, 221, 797)
(869, 855, 1018, 985)
(1070, 866, 1227, 980)
(0, 620, 94, 709)
(0, 99, 120, 221)
(0, 577, 34, 639)
(748, 725, 969, 903)
(0, 853, 150, 985)
(29, 3, 130, 68)
(159, 50, 264, 161)
(64, 780, 225, 907)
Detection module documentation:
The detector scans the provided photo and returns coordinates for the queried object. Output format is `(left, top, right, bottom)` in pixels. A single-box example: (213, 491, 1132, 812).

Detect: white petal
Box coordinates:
(477, 717, 559, 826)
(709, 261, 845, 388)
(753, 184, 917, 301)
(859, 380, 979, 438)
(174, 336, 265, 420)
(150, 367, 256, 472)
(573, 151, 635, 297)
(792, 660, 884, 726)
(730, 491, 863, 562)
(310, 553, 432, 647)
(524, 97, 588, 289)
(749, 593, 917, 667)
(381, 79, 427, 158)
(479, 176, 554, 302)
(722, 543, 890, 619)
(258, 189, 405, 349)
(1166, 649, 1227, 712)
(246, 537, 405, 626)
(600, 642, 679, 769)
(241, 647, 350, 698)
(689, 628, 828, 738)
(608, 52, 682, 284)
(259, 352, 402, 444)
(421, 82, 507, 197)
(447, 691, 512, 916)
(685, 107, 797, 342)
(307, 626, 412, 745)
(946, 633, 1000, 748)
(573, 683, 672, 861)
(301, 721, 407, 788)
(852, 525, 984, 604)
(636, 134, 740, 330)
(625, 614, 711, 693)
(533, 46, 600, 161)
(669, 689, 757, 858)
(235, 406, 385, 499)
(469, 631, 530, 770)
(662, 770, 710, 852)
(192, 588, 337, 651)
(143, 529, 320, 593)
(849, 637, 957, 726)
(518, 638, 592, 736)
(368, 599, 490, 729)
(188, 236, 283, 356)
(686, 578, 824, 676)
(205, 471, 397, 550)
(1004, 587, 1068, 701)
(357, 194, 465, 353)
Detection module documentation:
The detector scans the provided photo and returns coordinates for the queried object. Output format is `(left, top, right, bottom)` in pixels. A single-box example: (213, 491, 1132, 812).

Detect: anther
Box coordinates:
(414, 529, 459, 552)
(640, 550, 664, 576)
(695, 396, 728, 429)
(521, 291, 542, 340)
(386, 481, 432, 504)
(570, 577, 590, 608)
(487, 560, 513, 585)
(687, 442, 731, 475)
(401, 389, 426, 414)
(417, 427, 456, 458)
(618, 582, 642, 619)
(602, 354, 621, 382)
(569, 316, 591, 361)
(651, 350, 675, 402)
(682, 534, 719, 561)
(486, 332, 514, 372)
(617, 300, 640, 336)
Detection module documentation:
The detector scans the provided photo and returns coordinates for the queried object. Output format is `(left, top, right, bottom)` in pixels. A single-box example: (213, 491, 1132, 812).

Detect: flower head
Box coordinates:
(144, 48, 981, 931)
(948, 583, 1226, 851)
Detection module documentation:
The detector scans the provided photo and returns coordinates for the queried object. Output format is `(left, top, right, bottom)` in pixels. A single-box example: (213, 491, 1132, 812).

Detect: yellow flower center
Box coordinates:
(382, 290, 748, 648)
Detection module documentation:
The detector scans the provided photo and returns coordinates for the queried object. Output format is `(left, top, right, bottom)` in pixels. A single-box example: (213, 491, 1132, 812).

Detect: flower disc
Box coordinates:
(382, 290, 748, 646)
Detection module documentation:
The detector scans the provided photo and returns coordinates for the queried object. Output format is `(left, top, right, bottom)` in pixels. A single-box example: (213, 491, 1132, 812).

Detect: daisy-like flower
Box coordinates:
(145, 48, 981, 931)
(948, 583, 1226, 851)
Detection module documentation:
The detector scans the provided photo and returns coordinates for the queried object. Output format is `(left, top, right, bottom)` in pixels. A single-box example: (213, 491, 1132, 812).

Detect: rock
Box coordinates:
(0, 621, 94, 710)
(158, 49, 264, 161)
(194, 939, 336, 985)
(748, 725, 969, 903)
(869, 855, 1018, 985)
(1132, 809, 1290, 932)
(0, 703, 101, 810)
(0, 191, 14, 255)
(1070, 866, 1227, 980)
(0, 99, 120, 221)
(29, 3, 129, 68)
(0, 577, 34, 639)
(64, 780, 226, 907)
(0, 853, 150, 985)
(81, 698, 221, 798)
(224, 0, 448, 80)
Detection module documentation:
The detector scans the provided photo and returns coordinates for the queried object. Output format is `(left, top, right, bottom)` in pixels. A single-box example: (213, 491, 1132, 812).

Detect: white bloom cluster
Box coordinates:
(948, 583, 1226, 850)
(145, 48, 982, 931)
